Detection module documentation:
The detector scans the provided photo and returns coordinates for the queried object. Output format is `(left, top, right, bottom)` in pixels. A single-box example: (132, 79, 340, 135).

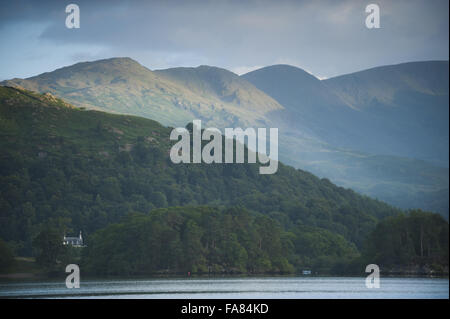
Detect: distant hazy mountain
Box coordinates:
(242, 62, 449, 217)
(324, 61, 449, 166)
(242, 65, 364, 153)
(2, 58, 448, 217)
(325, 61, 449, 110)
(243, 61, 449, 166)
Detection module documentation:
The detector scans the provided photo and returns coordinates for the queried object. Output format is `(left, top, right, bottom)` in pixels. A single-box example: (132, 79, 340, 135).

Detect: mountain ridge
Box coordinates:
(323, 60, 449, 109)
(1, 58, 448, 217)
(1, 57, 283, 129)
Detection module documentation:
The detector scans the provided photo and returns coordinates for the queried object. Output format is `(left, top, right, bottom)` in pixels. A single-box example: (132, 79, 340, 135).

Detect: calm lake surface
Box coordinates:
(0, 277, 448, 299)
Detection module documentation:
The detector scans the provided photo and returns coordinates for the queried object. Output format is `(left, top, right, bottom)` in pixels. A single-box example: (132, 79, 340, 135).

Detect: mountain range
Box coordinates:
(0, 85, 398, 271)
(2, 58, 448, 217)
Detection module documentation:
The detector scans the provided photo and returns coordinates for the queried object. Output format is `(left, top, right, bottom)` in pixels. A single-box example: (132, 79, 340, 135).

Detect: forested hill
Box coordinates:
(3, 58, 448, 217)
(0, 85, 423, 275)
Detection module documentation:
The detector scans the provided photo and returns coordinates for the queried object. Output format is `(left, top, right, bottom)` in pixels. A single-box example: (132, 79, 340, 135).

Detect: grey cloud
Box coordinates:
(0, 0, 448, 78)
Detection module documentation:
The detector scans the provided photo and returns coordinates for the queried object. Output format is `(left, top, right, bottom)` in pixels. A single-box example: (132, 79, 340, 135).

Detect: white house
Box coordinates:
(63, 231, 85, 247)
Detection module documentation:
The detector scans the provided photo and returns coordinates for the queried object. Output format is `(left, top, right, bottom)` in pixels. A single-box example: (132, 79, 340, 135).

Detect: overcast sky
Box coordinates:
(0, 0, 448, 80)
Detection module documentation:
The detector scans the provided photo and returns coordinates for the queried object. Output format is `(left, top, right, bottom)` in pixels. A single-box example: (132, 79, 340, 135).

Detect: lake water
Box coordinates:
(0, 277, 448, 299)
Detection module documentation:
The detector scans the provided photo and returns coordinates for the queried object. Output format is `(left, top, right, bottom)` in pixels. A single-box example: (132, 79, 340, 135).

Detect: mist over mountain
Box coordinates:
(2, 58, 448, 217)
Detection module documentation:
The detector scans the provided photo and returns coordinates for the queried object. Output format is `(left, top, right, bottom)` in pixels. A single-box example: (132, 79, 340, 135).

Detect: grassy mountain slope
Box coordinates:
(155, 65, 282, 114)
(1, 58, 282, 129)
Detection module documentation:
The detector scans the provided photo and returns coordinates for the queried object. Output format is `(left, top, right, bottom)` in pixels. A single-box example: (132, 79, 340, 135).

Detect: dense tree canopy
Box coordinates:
(362, 210, 449, 271)
(0, 87, 447, 276)
(81, 207, 359, 275)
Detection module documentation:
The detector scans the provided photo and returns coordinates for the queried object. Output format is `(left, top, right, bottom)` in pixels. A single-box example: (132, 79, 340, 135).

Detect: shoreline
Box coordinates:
(1, 272, 448, 283)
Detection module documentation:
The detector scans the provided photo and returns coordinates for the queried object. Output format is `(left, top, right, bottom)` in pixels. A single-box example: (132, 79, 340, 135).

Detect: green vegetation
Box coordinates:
(2, 58, 448, 217)
(81, 208, 448, 277)
(0, 86, 447, 276)
(361, 210, 448, 274)
(0, 239, 15, 272)
(82, 207, 358, 276)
